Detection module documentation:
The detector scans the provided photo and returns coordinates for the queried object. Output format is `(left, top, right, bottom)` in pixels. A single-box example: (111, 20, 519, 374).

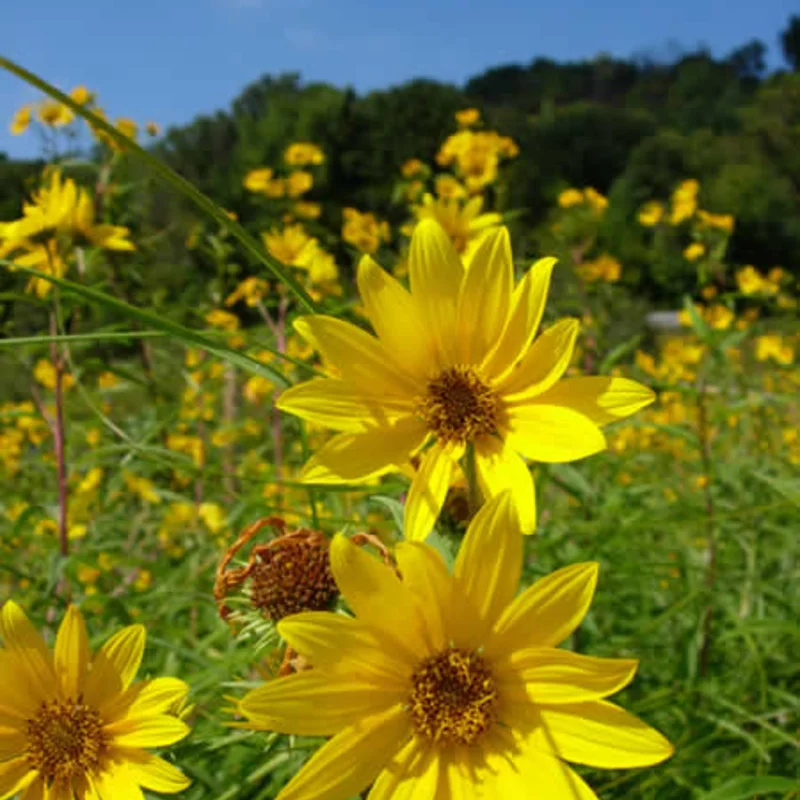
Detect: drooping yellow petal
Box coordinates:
(277, 378, 413, 431)
(367, 737, 437, 800)
(0, 601, 56, 704)
(120, 750, 190, 794)
(408, 219, 464, 368)
(529, 376, 656, 426)
(481, 257, 557, 380)
(329, 534, 428, 661)
(505, 405, 606, 463)
(105, 715, 190, 749)
(0, 756, 35, 800)
(474, 436, 536, 534)
(403, 442, 459, 542)
(357, 255, 433, 380)
(239, 670, 402, 736)
(84, 625, 145, 711)
(486, 562, 599, 658)
(496, 648, 638, 704)
(276, 705, 412, 800)
(499, 318, 579, 400)
(455, 227, 513, 364)
(54, 605, 89, 699)
(301, 418, 427, 484)
(534, 700, 674, 768)
(454, 491, 522, 637)
(394, 543, 452, 653)
(293, 316, 418, 398)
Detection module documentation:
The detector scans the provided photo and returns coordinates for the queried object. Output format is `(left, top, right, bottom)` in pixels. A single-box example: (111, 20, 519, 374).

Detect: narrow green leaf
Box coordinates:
(0, 55, 318, 313)
(697, 775, 800, 799)
(0, 331, 166, 348)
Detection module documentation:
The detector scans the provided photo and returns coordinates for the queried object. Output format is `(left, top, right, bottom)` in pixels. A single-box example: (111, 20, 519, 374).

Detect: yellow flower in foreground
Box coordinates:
(238, 492, 673, 800)
(0, 601, 191, 799)
(277, 221, 655, 540)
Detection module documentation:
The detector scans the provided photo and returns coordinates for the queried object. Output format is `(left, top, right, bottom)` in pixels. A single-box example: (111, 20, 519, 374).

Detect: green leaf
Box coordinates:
(598, 333, 643, 374)
(5, 262, 291, 388)
(697, 776, 800, 799)
(0, 55, 318, 314)
(682, 294, 712, 342)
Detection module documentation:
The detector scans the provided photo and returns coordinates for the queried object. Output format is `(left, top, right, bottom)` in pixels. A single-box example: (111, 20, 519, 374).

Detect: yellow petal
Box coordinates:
(506, 405, 606, 463)
(105, 677, 190, 723)
(0, 756, 35, 800)
(301, 418, 427, 484)
(54, 605, 89, 699)
(530, 376, 656, 426)
(367, 739, 438, 800)
(330, 535, 428, 661)
(84, 625, 145, 711)
(19, 776, 46, 800)
(357, 255, 432, 380)
(499, 318, 579, 400)
(456, 227, 513, 364)
(403, 442, 458, 542)
(481, 257, 556, 379)
(408, 219, 464, 368)
(496, 648, 638, 704)
(535, 700, 674, 768)
(121, 751, 190, 794)
(486, 562, 598, 659)
(277, 705, 411, 800)
(0, 650, 44, 717)
(475, 436, 537, 534)
(394, 543, 453, 653)
(277, 614, 410, 686)
(91, 765, 144, 800)
(239, 670, 402, 735)
(105, 715, 190, 748)
(0, 726, 27, 760)
(294, 315, 418, 398)
(454, 491, 522, 638)
(0, 601, 56, 704)
(277, 378, 412, 431)
(490, 745, 598, 799)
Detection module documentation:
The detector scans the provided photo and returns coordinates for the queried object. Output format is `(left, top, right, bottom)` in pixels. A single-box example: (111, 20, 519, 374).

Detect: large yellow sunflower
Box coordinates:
(237, 491, 673, 799)
(277, 220, 655, 541)
(0, 602, 190, 800)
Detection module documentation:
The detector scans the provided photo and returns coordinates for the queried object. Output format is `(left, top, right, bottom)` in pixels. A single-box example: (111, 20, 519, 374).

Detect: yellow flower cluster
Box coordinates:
(436, 128, 518, 193)
(577, 253, 621, 283)
(558, 186, 609, 215)
(341, 207, 390, 254)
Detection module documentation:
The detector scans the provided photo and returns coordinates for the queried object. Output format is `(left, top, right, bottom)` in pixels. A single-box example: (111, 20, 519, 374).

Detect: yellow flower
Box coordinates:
(198, 502, 226, 533)
(244, 167, 275, 193)
(37, 100, 74, 128)
(434, 174, 467, 200)
(123, 471, 161, 504)
(755, 335, 794, 365)
(225, 276, 269, 307)
(77, 467, 104, 495)
(696, 209, 734, 233)
(238, 492, 673, 799)
(134, 569, 153, 591)
(284, 142, 325, 166)
(205, 309, 240, 332)
(262, 223, 316, 266)
(277, 221, 655, 540)
(97, 371, 119, 390)
(412, 194, 501, 263)
(400, 158, 426, 178)
(455, 107, 481, 127)
(557, 188, 584, 208)
(735, 265, 776, 296)
(286, 170, 314, 198)
(293, 201, 321, 219)
(683, 242, 705, 261)
(583, 187, 608, 215)
(669, 179, 699, 225)
(704, 304, 734, 330)
(577, 254, 621, 283)
(115, 117, 138, 140)
(341, 208, 391, 254)
(69, 85, 94, 105)
(10, 105, 31, 135)
(85, 428, 101, 447)
(33, 359, 74, 391)
(0, 601, 191, 798)
(637, 201, 664, 227)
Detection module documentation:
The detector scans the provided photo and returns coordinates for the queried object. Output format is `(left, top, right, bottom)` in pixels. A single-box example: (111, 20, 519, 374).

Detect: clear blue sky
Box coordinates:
(1, 0, 796, 159)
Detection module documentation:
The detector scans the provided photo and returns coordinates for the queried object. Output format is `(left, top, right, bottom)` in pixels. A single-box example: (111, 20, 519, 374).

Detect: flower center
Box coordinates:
(408, 647, 498, 746)
(250, 536, 338, 621)
(27, 699, 108, 782)
(418, 366, 499, 444)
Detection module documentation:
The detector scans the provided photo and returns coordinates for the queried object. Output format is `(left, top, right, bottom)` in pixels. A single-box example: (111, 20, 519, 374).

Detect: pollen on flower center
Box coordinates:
(418, 366, 499, 443)
(26, 698, 108, 782)
(408, 647, 498, 746)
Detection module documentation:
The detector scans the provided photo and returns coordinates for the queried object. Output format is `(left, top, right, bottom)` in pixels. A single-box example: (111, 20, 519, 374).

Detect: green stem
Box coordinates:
(464, 442, 481, 518)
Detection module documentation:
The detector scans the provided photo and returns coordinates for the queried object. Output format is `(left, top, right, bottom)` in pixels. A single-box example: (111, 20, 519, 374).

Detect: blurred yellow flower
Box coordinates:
(435, 174, 467, 200)
(123, 471, 161, 504)
(243, 167, 275, 193)
(293, 201, 321, 219)
(205, 309, 240, 332)
(558, 188, 585, 208)
(97, 371, 119, 390)
(284, 141, 325, 166)
(115, 118, 138, 140)
(455, 107, 481, 127)
(10, 105, 31, 135)
(33, 359, 74, 391)
(683, 242, 706, 261)
(669, 179, 699, 225)
(755, 335, 794, 365)
(199, 502, 226, 533)
(638, 200, 664, 227)
(225, 276, 269, 307)
(341, 207, 391, 254)
(37, 100, 74, 128)
(69, 85, 94, 105)
(146, 121, 161, 136)
(696, 209, 734, 233)
(577, 254, 622, 283)
(400, 158, 426, 178)
(262, 223, 316, 266)
(286, 170, 314, 198)
(584, 187, 608, 215)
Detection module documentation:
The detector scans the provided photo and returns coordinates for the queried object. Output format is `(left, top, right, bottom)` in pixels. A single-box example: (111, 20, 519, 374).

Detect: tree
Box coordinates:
(780, 14, 800, 70)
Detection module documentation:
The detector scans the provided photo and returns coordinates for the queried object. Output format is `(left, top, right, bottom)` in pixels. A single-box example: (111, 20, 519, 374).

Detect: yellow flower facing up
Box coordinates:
(412, 194, 501, 263)
(277, 221, 655, 540)
(10, 105, 32, 135)
(238, 492, 673, 800)
(0, 601, 191, 799)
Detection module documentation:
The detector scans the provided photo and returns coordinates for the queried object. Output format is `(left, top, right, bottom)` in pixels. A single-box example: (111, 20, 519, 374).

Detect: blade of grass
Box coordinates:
(0, 55, 317, 314)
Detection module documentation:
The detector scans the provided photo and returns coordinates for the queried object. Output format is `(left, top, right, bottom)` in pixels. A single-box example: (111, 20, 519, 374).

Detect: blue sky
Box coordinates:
(1, 0, 796, 159)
